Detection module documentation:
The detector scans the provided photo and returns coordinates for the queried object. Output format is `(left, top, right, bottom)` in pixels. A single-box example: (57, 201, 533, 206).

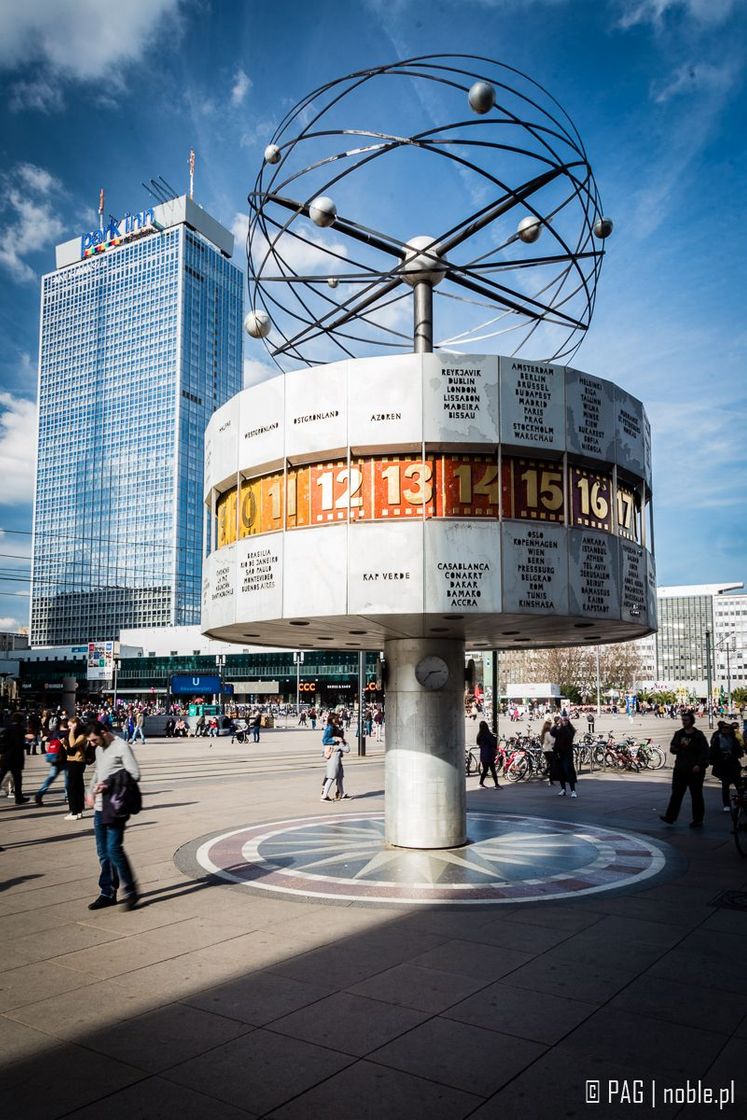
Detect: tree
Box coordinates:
(599, 643, 643, 695)
(533, 646, 594, 701)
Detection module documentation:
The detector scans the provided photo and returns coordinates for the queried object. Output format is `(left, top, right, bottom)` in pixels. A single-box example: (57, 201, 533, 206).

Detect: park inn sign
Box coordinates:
(80, 208, 158, 258)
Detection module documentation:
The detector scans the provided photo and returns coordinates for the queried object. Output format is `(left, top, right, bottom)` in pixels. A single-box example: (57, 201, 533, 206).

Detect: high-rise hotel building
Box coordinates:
(31, 196, 243, 645)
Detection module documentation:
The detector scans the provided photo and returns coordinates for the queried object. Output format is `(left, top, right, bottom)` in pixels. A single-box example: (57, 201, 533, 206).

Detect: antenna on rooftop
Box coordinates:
(98, 188, 104, 232)
(158, 175, 179, 201)
(148, 179, 171, 204)
(141, 181, 163, 206)
(189, 149, 195, 200)
(141, 176, 179, 208)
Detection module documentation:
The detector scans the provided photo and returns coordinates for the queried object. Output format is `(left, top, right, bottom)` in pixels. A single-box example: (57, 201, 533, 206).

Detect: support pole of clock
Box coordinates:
(413, 281, 433, 355)
(384, 637, 467, 849)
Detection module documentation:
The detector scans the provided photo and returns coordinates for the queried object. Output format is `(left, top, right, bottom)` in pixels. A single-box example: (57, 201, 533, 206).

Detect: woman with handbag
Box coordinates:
(63, 715, 88, 821)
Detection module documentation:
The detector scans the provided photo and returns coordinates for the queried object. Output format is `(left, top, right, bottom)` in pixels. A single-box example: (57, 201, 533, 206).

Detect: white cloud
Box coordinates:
(0, 393, 37, 505)
(0, 163, 65, 283)
(16, 163, 59, 194)
(0, 1, 182, 80)
(2, 1, 182, 112)
(0, 616, 23, 629)
(231, 67, 252, 106)
(9, 75, 63, 113)
(240, 118, 277, 147)
(243, 358, 281, 388)
(616, 0, 737, 29)
(232, 212, 250, 257)
(647, 396, 747, 510)
(233, 210, 350, 278)
(607, 47, 739, 243)
(652, 60, 738, 103)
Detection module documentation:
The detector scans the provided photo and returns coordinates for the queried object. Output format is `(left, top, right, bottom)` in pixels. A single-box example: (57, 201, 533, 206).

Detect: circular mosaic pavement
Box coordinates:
(193, 812, 667, 906)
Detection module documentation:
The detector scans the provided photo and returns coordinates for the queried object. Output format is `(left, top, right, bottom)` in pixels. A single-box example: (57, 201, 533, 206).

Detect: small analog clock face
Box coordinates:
(415, 655, 450, 690)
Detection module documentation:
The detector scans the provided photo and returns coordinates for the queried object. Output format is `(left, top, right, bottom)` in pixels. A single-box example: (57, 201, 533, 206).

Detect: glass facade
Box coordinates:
(17, 650, 381, 701)
(31, 219, 242, 645)
(655, 595, 713, 682)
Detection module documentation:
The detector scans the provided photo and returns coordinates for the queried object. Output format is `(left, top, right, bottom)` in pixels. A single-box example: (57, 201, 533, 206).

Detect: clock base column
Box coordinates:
(383, 637, 467, 849)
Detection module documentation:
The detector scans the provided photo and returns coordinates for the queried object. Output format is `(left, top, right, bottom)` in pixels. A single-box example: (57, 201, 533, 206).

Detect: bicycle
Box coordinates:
(635, 739, 665, 770)
(465, 748, 480, 777)
(602, 740, 641, 772)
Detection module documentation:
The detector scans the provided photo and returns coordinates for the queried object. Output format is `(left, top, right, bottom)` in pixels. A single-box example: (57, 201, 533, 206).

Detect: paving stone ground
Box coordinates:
(1, 713, 744, 1119)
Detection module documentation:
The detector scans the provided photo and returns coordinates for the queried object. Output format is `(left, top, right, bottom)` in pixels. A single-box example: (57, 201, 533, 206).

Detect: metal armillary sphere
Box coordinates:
(245, 54, 613, 370)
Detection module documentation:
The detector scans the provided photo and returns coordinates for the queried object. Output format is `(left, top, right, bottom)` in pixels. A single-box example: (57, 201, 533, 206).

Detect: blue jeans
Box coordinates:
(93, 810, 137, 899)
(130, 727, 145, 743)
(37, 755, 65, 796)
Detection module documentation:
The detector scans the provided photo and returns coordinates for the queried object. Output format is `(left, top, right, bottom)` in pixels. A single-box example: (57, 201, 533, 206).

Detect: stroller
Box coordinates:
(231, 719, 249, 744)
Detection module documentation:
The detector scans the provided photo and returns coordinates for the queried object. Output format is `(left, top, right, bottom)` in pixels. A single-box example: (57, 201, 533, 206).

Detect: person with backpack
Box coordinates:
(84, 720, 141, 911)
(34, 718, 68, 806)
(708, 720, 743, 814)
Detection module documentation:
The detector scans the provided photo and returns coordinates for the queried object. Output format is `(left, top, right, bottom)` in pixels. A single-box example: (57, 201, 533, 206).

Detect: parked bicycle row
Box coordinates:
(466, 733, 664, 782)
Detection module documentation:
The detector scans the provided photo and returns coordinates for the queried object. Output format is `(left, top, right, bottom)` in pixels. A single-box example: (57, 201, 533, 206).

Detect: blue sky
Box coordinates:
(0, 0, 745, 633)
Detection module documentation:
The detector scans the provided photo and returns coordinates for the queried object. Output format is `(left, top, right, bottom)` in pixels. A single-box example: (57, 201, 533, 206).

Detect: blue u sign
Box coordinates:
(171, 673, 222, 695)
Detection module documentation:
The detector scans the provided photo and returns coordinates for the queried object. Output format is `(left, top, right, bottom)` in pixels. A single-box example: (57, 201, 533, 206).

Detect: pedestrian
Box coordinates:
(0, 712, 30, 805)
(708, 720, 743, 814)
(34, 724, 67, 806)
(309, 707, 317, 731)
(373, 706, 384, 740)
(586, 709, 595, 735)
(321, 715, 350, 800)
(251, 711, 261, 743)
(660, 711, 709, 828)
(476, 720, 500, 789)
(551, 715, 578, 797)
(25, 710, 41, 755)
(130, 710, 146, 744)
(540, 717, 557, 785)
(85, 720, 140, 911)
(62, 715, 88, 821)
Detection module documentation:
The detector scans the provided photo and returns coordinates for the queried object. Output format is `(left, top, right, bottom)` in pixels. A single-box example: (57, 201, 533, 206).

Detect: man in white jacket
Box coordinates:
(85, 721, 141, 911)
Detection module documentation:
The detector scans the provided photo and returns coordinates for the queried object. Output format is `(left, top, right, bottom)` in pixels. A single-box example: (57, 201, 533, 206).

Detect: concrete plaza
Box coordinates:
(1, 713, 744, 1119)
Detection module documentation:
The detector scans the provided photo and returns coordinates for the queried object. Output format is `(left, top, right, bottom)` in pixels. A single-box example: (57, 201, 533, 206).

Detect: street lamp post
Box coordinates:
(715, 634, 737, 715)
(112, 659, 120, 713)
(595, 646, 601, 717)
(357, 650, 366, 757)
(705, 629, 714, 729)
(293, 651, 304, 712)
(215, 653, 226, 709)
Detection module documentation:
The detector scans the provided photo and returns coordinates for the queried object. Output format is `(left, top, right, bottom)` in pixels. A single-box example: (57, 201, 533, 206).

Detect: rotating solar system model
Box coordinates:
(202, 55, 654, 849)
